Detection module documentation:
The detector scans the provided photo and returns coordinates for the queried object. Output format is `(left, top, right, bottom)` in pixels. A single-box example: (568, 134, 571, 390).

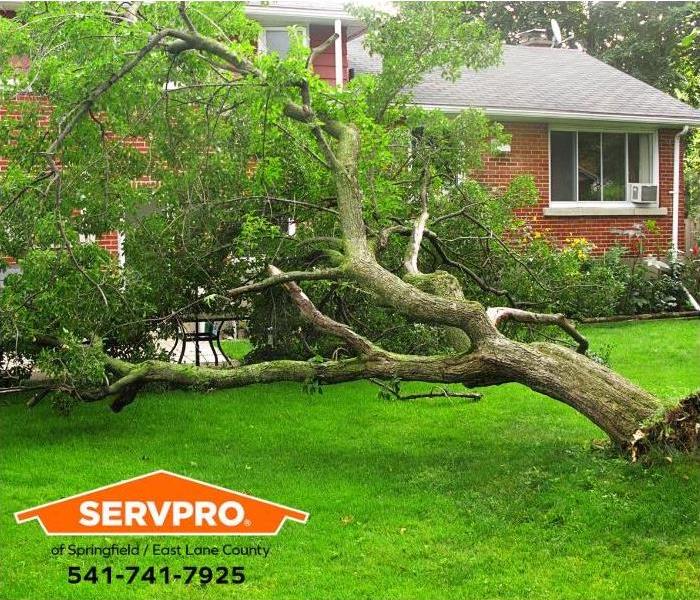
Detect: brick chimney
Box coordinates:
(516, 29, 551, 47)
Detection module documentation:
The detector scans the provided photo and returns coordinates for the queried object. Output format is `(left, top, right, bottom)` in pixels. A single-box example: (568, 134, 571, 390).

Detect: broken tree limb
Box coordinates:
(370, 378, 482, 401)
(306, 33, 339, 69)
(487, 307, 589, 354)
(403, 168, 430, 275)
(226, 267, 343, 299)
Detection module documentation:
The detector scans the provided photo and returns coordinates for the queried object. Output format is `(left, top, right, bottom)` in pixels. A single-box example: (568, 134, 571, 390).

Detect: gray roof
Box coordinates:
(348, 41, 700, 126)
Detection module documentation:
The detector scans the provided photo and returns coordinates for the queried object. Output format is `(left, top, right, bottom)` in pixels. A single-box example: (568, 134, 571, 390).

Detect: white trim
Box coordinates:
(625, 132, 629, 189)
(653, 131, 660, 194)
(246, 6, 360, 24)
(598, 132, 603, 202)
(117, 231, 125, 267)
(334, 19, 343, 88)
(547, 122, 551, 203)
(419, 104, 700, 127)
(535, 122, 659, 133)
(544, 206, 667, 217)
(575, 131, 579, 201)
(672, 127, 690, 256)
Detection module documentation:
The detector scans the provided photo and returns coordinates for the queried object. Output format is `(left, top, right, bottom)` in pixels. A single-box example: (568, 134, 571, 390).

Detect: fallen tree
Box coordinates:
(0, 2, 697, 457)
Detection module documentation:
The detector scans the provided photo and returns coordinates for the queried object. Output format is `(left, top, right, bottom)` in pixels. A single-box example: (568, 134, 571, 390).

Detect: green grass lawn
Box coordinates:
(1, 320, 699, 599)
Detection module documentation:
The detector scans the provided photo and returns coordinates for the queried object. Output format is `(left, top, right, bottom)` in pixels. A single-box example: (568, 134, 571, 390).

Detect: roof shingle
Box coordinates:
(348, 42, 700, 126)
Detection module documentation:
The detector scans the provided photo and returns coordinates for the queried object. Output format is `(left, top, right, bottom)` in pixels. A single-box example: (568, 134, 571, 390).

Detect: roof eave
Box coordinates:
(419, 104, 700, 127)
(245, 5, 364, 25)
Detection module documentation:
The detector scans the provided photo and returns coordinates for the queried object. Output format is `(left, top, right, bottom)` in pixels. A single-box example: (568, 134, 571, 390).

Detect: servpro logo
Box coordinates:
(14, 470, 309, 536)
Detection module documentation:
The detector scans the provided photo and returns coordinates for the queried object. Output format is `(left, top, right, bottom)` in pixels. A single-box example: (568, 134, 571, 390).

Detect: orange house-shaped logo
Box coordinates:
(14, 470, 309, 536)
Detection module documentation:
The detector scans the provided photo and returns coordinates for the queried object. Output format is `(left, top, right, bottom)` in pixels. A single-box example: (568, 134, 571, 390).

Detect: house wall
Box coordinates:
(476, 122, 684, 254)
(309, 24, 349, 85)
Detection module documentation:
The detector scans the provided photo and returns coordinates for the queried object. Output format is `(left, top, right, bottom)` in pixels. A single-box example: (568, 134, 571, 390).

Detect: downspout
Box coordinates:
(672, 125, 689, 258)
(117, 231, 125, 267)
(671, 126, 700, 310)
(334, 19, 343, 88)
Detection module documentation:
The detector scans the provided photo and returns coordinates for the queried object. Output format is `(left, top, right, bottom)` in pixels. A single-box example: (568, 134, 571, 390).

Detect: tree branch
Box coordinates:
(380, 224, 519, 306)
(178, 2, 197, 33)
(306, 33, 338, 69)
(268, 265, 376, 356)
(226, 267, 343, 299)
(163, 29, 261, 77)
(403, 168, 430, 274)
(48, 29, 175, 156)
(487, 307, 589, 354)
(422, 229, 518, 307)
(370, 379, 481, 401)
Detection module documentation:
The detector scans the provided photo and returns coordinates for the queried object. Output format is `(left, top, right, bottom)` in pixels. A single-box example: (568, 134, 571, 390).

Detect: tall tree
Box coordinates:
(0, 2, 697, 456)
(466, 1, 697, 93)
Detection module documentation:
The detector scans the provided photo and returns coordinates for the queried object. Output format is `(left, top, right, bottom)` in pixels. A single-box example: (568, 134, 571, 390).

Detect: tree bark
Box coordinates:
(94, 334, 687, 453)
(477, 338, 663, 447)
(404, 270, 472, 352)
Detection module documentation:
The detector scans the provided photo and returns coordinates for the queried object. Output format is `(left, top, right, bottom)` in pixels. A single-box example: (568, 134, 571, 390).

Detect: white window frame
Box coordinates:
(548, 125, 659, 208)
(258, 25, 309, 57)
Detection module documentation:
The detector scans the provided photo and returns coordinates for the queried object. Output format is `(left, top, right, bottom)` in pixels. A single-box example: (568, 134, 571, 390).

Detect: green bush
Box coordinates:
(496, 234, 691, 318)
(681, 254, 700, 301)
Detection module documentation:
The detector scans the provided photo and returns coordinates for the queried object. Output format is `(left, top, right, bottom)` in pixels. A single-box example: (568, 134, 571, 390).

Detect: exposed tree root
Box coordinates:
(631, 392, 700, 460)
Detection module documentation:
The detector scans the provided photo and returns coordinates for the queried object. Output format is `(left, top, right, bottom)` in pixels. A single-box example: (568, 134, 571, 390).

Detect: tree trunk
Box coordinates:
(478, 337, 664, 448)
(93, 333, 697, 455)
(404, 271, 472, 352)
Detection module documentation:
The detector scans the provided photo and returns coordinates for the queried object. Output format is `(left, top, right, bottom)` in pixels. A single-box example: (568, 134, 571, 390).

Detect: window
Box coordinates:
(627, 133, 654, 184)
(550, 130, 656, 203)
(263, 29, 291, 58)
(259, 27, 308, 59)
(550, 132, 576, 203)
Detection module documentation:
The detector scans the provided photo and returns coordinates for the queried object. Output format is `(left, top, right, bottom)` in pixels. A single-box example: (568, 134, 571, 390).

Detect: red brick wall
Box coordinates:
(97, 232, 121, 258)
(309, 24, 349, 85)
(0, 93, 52, 126)
(0, 96, 152, 261)
(476, 122, 684, 254)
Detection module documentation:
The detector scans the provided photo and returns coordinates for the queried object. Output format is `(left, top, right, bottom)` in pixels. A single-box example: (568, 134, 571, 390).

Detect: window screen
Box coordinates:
(265, 30, 291, 58)
(550, 131, 576, 203)
(602, 133, 626, 202)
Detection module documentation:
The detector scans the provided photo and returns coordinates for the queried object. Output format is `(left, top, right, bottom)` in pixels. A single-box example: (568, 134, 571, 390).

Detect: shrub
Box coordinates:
(498, 234, 691, 318)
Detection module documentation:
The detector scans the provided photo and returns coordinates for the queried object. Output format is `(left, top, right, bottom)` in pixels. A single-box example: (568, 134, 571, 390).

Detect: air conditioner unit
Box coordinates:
(627, 183, 658, 204)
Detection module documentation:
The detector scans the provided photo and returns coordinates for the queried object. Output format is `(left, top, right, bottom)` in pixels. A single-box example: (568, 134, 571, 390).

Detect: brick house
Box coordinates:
(348, 38, 700, 254)
(2, 1, 700, 264)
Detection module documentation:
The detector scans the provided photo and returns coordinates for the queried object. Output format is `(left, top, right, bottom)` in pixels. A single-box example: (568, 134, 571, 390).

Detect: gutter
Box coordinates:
(672, 126, 690, 258)
(418, 104, 700, 127)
